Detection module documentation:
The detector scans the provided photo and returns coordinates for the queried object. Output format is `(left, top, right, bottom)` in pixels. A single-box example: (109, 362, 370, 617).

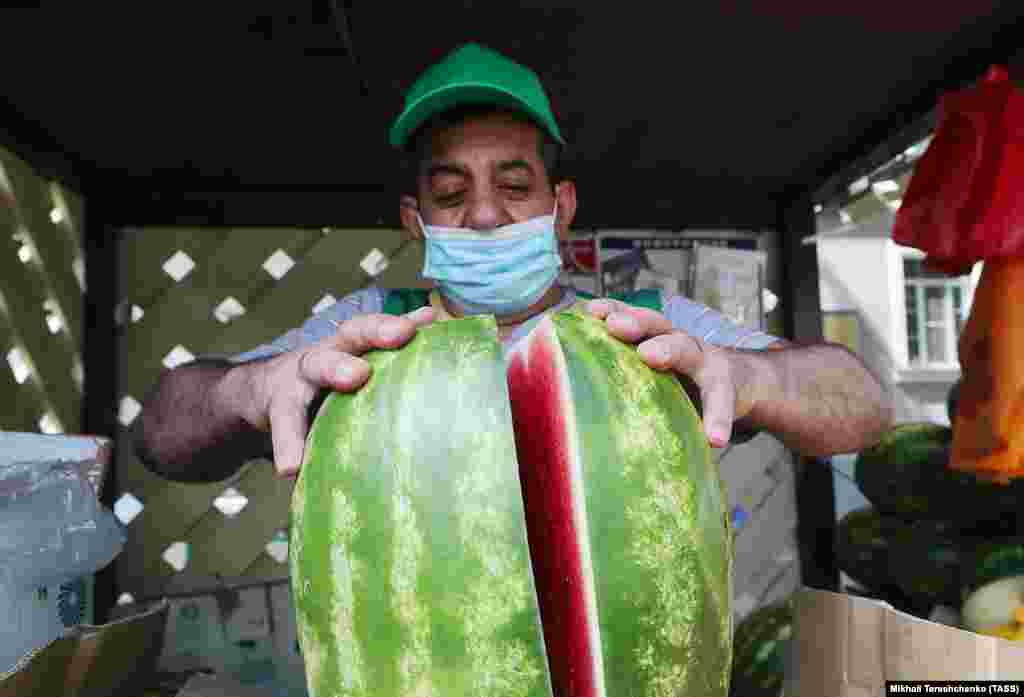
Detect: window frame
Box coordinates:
(901, 252, 976, 370)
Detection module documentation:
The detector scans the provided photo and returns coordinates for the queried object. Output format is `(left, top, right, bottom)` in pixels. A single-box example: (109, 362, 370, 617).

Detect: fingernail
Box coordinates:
(614, 313, 640, 331)
(708, 428, 729, 448)
(639, 340, 669, 363)
(335, 362, 354, 382)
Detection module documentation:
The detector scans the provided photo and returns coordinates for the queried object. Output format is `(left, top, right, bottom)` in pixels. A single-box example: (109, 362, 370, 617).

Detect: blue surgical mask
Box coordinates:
(417, 205, 563, 316)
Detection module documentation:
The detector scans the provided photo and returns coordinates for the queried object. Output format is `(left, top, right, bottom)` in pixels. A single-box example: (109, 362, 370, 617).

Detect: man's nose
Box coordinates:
(464, 193, 510, 231)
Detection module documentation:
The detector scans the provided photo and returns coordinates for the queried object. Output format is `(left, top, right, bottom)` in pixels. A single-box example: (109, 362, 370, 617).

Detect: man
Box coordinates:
(134, 43, 891, 482)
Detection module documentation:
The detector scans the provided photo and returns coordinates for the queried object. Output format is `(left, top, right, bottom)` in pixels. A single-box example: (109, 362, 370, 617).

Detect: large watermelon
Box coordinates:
(854, 421, 1024, 532)
(729, 599, 793, 697)
(833, 506, 908, 594)
(853, 422, 952, 519)
(289, 308, 733, 697)
(887, 519, 961, 607)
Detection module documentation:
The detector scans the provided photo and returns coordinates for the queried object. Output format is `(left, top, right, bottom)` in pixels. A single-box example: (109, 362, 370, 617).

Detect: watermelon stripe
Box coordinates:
(508, 318, 603, 697)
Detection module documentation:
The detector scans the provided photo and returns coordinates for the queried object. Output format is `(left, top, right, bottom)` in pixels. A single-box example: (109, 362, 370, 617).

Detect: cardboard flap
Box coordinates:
(66, 599, 169, 697)
(884, 605, 997, 680)
(792, 586, 1024, 695)
(0, 600, 168, 697)
(0, 633, 79, 697)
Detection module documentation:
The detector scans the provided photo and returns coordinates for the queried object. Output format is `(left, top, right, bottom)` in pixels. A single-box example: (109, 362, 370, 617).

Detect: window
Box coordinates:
(903, 257, 973, 368)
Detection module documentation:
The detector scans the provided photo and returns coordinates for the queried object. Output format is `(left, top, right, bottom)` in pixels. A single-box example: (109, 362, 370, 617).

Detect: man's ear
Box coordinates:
(554, 180, 577, 243)
(399, 195, 423, 241)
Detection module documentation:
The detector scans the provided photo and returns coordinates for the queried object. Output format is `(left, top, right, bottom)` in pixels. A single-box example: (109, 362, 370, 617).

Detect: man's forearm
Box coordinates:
(741, 342, 893, 456)
(133, 359, 272, 482)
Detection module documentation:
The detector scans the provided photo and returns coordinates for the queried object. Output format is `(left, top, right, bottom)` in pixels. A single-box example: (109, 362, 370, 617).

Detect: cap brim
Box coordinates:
(389, 82, 565, 150)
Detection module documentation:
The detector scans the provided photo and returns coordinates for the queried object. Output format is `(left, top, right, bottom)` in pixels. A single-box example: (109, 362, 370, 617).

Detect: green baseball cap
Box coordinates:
(389, 43, 565, 150)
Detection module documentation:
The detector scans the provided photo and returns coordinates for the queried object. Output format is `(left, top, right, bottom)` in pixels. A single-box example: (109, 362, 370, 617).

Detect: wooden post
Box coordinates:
(779, 194, 840, 593)
(83, 195, 120, 623)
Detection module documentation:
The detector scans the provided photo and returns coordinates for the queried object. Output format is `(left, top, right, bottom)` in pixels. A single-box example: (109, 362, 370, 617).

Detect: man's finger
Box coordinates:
(268, 397, 309, 477)
(298, 349, 371, 391)
(699, 371, 735, 448)
(637, 332, 706, 375)
(636, 333, 734, 445)
(327, 310, 434, 356)
(586, 299, 674, 343)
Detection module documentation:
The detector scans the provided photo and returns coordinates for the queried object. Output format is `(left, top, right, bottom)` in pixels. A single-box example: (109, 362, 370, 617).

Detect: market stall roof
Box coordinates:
(1, 2, 1022, 228)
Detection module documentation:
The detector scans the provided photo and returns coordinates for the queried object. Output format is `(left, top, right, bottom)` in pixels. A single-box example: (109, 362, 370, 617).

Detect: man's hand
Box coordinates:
(585, 298, 894, 457)
(585, 299, 760, 448)
(232, 307, 436, 477)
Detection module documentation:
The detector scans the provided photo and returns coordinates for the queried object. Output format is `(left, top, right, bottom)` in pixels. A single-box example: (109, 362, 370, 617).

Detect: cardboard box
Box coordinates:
(0, 599, 168, 697)
(787, 587, 1024, 696)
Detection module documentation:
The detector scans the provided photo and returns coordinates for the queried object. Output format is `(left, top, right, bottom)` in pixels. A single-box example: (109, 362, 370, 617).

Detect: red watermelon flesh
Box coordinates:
(507, 318, 602, 697)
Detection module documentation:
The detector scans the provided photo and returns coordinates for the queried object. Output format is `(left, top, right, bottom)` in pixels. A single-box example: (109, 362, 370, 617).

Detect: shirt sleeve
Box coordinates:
(662, 292, 782, 350)
(661, 292, 784, 445)
(199, 287, 388, 364)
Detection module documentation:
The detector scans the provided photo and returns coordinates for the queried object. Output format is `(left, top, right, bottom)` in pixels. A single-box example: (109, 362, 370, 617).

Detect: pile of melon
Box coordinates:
(838, 395, 1024, 641)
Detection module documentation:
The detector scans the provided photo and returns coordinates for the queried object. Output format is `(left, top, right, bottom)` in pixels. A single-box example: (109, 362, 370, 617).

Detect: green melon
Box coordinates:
(834, 506, 907, 593)
(854, 421, 1024, 532)
(960, 539, 1024, 599)
(729, 599, 793, 697)
(887, 519, 961, 606)
(961, 576, 1024, 638)
(854, 422, 952, 519)
(289, 309, 733, 697)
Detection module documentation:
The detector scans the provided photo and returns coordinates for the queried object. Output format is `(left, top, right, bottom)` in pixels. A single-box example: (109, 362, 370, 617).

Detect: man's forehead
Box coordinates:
(423, 110, 544, 163)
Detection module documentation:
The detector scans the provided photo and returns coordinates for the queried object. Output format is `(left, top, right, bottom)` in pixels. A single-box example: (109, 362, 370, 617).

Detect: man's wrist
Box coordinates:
(730, 347, 783, 429)
(215, 359, 269, 432)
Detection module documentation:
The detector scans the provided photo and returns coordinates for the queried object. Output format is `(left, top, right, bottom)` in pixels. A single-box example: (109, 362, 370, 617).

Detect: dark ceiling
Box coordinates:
(1, 2, 1022, 228)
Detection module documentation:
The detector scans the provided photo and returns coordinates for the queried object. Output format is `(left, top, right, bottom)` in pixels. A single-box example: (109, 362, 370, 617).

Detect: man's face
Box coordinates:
(400, 110, 575, 239)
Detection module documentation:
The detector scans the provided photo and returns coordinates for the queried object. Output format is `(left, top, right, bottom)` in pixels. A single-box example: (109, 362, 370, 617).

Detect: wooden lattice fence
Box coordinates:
(112, 222, 430, 601)
(0, 145, 85, 437)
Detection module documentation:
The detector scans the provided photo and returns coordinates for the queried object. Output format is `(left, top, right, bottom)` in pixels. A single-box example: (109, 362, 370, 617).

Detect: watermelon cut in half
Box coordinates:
(290, 308, 733, 697)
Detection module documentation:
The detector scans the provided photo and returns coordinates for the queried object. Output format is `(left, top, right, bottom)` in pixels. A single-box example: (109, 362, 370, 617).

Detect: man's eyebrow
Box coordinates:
(425, 162, 469, 181)
(496, 159, 534, 175)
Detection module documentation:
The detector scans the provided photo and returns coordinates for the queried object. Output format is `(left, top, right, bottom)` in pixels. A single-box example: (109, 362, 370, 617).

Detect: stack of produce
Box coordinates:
(835, 411, 1024, 641)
